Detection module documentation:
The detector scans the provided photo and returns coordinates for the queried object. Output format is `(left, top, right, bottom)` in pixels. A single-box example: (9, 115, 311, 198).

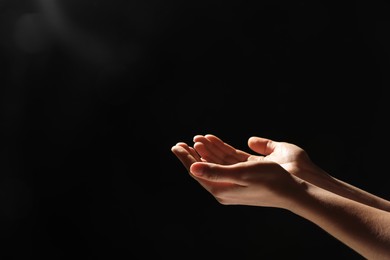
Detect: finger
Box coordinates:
(248, 136, 277, 156)
(194, 135, 248, 164)
(193, 135, 228, 163)
(171, 144, 200, 171)
(190, 162, 249, 185)
(193, 177, 236, 195)
(175, 142, 201, 161)
(194, 140, 227, 164)
(204, 134, 250, 162)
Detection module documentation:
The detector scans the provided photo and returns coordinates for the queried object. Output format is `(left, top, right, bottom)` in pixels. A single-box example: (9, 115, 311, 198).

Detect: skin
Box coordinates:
(171, 134, 390, 259)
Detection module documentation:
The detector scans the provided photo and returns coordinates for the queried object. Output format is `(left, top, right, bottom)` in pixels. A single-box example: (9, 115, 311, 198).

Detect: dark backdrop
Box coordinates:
(1, 1, 389, 259)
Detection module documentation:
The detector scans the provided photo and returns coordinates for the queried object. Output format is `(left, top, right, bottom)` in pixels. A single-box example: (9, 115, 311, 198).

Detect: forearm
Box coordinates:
(288, 182, 390, 259)
(298, 164, 390, 212)
(328, 176, 390, 212)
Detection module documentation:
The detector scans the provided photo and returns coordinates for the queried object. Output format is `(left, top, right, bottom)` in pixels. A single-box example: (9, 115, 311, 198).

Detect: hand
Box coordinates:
(193, 134, 342, 196)
(192, 134, 316, 179)
(171, 136, 307, 208)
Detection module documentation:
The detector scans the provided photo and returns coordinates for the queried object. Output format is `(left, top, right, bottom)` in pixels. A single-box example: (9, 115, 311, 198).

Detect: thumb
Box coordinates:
(248, 136, 276, 156)
(190, 162, 246, 185)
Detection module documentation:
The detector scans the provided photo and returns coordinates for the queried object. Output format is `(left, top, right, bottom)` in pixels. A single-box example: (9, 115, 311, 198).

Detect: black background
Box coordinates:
(1, 1, 389, 259)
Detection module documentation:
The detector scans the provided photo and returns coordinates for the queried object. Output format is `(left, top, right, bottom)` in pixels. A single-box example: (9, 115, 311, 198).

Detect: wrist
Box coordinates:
(276, 174, 312, 211)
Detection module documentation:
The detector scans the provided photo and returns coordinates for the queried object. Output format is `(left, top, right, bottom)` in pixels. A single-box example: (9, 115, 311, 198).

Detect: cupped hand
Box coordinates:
(171, 137, 308, 208)
(172, 141, 305, 207)
(193, 134, 313, 177)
